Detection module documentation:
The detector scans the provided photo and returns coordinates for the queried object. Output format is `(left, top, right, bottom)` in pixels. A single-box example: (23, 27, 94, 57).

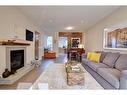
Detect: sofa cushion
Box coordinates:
(97, 68, 121, 89)
(85, 61, 108, 72)
(115, 54, 127, 71)
(103, 52, 120, 68)
(100, 52, 108, 63)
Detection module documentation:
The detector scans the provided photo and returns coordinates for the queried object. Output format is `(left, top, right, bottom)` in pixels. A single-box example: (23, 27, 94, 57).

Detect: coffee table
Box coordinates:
(65, 63, 84, 86)
(31, 63, 103, 89)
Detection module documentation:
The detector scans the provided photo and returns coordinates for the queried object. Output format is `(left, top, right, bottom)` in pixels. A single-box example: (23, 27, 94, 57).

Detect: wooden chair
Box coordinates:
(69, 50, 78, 61)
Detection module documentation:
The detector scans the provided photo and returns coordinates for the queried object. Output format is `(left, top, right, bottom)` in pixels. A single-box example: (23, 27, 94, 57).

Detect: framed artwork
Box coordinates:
(103, 27, 127, 50)
(71, 38, 80, 48)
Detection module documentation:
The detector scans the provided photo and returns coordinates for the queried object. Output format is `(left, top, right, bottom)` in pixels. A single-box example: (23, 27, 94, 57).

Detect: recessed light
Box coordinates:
(65, 26, 74, 30)
(104, 28, 108, 31)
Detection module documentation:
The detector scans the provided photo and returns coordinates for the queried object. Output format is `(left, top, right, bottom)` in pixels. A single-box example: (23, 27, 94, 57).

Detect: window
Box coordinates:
(59, 37, 68, 48)
(47, 36, 53, 51)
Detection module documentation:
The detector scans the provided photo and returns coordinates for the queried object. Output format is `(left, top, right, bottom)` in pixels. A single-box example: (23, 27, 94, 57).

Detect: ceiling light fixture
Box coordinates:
(65, 26, 74, 30)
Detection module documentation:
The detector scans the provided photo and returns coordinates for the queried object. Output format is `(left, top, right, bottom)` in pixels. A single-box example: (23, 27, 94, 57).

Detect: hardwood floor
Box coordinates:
(0, 54, 67, 89)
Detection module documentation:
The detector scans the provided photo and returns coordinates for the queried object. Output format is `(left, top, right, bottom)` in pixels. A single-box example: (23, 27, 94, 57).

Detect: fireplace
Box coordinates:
(6, 47, 26, 72)
(10, 50, 24, 72)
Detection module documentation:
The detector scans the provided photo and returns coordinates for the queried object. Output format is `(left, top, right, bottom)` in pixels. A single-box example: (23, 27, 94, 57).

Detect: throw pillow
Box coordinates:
(87, 52, 94, 60)
(89, 53, 101, 63)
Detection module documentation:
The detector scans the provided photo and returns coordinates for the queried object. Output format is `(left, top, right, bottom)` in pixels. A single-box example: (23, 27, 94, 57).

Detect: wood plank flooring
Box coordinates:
(0, 54, 67, 89)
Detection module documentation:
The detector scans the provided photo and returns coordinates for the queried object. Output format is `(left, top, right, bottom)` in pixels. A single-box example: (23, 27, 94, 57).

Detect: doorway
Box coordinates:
(58, 37, 68, 54)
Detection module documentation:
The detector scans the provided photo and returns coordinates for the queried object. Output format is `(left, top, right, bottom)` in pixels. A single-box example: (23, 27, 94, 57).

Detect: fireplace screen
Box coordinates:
(11, 50, 24, 71)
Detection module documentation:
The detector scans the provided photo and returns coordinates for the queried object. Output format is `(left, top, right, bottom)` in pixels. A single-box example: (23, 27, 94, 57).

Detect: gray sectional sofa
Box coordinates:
(82, 52, 127, 89)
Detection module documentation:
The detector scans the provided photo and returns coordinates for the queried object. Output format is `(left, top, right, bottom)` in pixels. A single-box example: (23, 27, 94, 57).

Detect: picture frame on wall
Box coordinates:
(71, 38, 80, 48)
(103, 27, 127, 50)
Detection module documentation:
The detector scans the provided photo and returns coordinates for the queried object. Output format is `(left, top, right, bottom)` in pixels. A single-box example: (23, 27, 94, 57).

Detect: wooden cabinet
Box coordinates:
(44, 52, 56, 59)
(67, 48, 85, 61)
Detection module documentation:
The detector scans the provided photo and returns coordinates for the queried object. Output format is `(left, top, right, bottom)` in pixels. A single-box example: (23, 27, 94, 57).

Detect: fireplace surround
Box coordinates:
(6, 47, 26, 72)
(11, 50, 24, 72)
(0, 45, 35, 84)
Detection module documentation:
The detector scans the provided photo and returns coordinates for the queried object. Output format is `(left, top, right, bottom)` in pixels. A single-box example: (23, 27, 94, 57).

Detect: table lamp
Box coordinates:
(78, 44, 84, 49)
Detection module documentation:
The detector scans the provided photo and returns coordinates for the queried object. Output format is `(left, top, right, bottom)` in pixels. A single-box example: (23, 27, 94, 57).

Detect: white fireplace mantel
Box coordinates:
(0, 45, 34, 79)
(0, 45, 35, 84)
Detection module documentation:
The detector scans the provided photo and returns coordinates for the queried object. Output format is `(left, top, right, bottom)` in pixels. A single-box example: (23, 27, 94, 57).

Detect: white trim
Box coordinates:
(104, 47, 127, 51)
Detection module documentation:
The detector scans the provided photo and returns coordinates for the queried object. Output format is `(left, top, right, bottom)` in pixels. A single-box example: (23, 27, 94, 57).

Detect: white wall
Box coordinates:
(85, 7, 127, 53)
(0, 7, 43, 74)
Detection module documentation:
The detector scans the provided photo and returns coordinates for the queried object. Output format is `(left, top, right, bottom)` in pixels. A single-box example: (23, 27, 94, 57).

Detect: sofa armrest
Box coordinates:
(82, 53, 87, 58)
(120, 70, 127, 89)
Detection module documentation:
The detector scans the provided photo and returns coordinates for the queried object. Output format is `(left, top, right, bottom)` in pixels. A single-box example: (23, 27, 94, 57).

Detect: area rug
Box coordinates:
(31, 63, 103, 90)
(17, 82, 32, 89)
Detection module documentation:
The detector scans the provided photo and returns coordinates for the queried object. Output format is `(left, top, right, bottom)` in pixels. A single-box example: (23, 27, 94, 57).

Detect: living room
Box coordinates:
(0, 0, 127, 95)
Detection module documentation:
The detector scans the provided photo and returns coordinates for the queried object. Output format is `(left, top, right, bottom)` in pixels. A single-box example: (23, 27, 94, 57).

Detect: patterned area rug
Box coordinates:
(17, 83, 32, 89)
(31, 63, 103, 90)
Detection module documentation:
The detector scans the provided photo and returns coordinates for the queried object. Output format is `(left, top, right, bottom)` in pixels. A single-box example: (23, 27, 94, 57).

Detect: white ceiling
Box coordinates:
(19, 6, 119, 32)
